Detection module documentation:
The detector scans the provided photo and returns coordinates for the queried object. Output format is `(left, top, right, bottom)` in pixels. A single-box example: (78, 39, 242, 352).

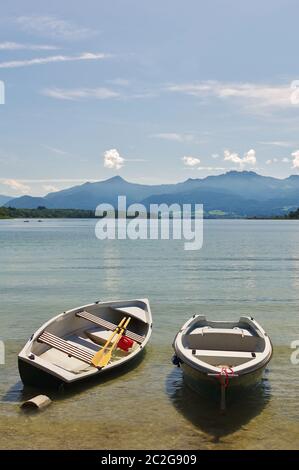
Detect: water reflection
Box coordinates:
(166, 367, 271, 442)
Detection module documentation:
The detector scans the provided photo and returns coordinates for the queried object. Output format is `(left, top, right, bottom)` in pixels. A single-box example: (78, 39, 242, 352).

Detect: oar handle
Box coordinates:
(101, 316, 127, 352)
(108, 317, 131, 353)
(91, 316, 127, 367)
(122, 317, 131, 331)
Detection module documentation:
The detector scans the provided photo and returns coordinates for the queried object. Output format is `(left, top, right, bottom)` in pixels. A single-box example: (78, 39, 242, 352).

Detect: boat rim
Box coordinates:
(173, 315, 273, 375)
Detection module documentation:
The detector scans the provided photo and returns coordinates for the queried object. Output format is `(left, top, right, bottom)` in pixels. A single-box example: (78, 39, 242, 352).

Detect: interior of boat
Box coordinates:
(182, 320, 266, 368)
(30, 301, 150, 375)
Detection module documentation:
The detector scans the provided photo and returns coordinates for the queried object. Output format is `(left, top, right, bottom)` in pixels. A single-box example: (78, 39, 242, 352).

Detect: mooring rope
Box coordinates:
(217, 366, 234, 388)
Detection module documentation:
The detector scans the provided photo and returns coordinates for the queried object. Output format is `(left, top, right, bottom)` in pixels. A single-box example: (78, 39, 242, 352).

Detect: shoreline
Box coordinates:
(1, 207, 299, 220)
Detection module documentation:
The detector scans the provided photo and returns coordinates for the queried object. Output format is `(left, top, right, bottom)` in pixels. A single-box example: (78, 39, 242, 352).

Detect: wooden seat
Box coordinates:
(187, 329, 263, 352)
(192, 349, 254, 358)
(76, 310, 145, 344)
(85, 328, 118, 346)
(112, 306, 147, 323)
(192, 349, 257, 367)
(38, 331, 94, 365)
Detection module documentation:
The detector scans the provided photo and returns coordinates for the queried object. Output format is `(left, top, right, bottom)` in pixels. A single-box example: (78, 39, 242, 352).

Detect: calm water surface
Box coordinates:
(0, 219, 298, 449)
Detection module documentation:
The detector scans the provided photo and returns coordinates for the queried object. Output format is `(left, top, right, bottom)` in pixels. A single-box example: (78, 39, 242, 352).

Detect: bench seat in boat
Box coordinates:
(76, 310, 145, 343)
(85, 327, 119, 345)
(187, 327, 263, 352)
(190, 349, 260, 367)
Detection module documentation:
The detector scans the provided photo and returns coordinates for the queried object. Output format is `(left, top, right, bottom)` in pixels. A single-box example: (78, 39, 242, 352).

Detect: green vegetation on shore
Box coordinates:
(285, 208, 299, 218)
(248, 208, 299, 220)
(2, 205, 299, 219)
(0, 206, 96, 219)
(0, 206, 145, 219)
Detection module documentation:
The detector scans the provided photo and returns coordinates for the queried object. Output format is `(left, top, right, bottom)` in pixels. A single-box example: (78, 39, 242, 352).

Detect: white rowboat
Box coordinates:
(18, 298, 152, 388)
(172, 315, 273, 410)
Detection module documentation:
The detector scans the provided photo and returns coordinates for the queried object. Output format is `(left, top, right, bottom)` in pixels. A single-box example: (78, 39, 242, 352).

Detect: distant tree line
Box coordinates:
(248, 208, 299, 219)
(0, 206, 142, 219)
(0, 206, 96, 219)
(286, 208, 299, 218)
(2, 205, 299, 219)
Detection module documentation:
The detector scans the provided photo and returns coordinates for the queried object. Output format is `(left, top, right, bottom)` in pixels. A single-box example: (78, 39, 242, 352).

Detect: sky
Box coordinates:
(1, 0, 299, 196)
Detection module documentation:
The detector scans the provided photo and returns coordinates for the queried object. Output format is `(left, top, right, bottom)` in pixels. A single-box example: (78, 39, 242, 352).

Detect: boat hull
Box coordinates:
(18, 357, 65, 389)
(18, 350, 145, 390)
(180, 360, 268, 398)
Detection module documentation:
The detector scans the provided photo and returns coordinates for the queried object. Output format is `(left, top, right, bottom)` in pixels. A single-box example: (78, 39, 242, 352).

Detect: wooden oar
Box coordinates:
(93, 317, 131, 368)
(91, 317, 126, 367)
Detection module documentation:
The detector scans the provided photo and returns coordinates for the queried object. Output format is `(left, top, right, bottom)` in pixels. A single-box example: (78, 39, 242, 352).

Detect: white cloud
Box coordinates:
(282, 157, 290, 163)
(152, 133, 194, 143)
(104, 149, 125, 170)
(224, 149, 256, 168)
(291, 150, 299, 168)
(16, 15, 96, 40)
(42, 86, 119, 101)
(211, 153, 219, 159)
(242, 149, 257, 166)
(0, 52, 111, 69)
(43, 184, 58, 193)
(266, 159, 272, 165)
(224, 150, 240, 164)
(3, 179, 30, 194)
(0, 41, 59, 50)
(167, 81, 294, 109)
(182, 156, 201, 167)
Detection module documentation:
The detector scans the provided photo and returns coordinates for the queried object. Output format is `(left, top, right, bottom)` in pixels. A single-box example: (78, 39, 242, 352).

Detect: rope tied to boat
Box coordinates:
(217, 366, 234, 388)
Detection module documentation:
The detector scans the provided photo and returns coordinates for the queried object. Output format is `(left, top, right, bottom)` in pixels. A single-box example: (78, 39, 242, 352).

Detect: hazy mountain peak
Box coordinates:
(185, 177, 200, 183)
(105, 175, 126, 183)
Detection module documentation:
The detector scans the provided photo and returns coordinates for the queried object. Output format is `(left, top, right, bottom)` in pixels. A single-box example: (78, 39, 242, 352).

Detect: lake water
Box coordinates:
(0, 219, 298, 449)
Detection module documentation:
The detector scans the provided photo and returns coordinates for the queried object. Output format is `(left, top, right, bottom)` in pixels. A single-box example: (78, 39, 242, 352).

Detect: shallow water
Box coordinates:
(0, 219, 298, 449)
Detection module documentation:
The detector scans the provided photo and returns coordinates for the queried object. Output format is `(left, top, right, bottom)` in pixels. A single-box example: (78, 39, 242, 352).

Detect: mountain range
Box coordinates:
(3, 171, 299, 217)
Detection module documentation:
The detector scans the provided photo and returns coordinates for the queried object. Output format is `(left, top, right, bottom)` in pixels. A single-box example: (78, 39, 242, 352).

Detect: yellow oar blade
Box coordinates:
(91, 317, 126, 367)
(95, 317, 131, 368)
(96, 348, 112, 368)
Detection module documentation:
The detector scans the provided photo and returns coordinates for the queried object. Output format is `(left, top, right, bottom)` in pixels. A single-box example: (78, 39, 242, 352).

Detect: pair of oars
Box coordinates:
(91, 316, 131, 368)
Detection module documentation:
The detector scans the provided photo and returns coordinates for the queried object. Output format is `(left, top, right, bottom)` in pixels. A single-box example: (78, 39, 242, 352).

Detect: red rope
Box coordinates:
(217, 366, 234, 388)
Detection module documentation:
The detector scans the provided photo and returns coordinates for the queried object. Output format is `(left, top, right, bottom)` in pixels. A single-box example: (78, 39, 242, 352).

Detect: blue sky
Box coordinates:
(1, 0, 299, 196)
